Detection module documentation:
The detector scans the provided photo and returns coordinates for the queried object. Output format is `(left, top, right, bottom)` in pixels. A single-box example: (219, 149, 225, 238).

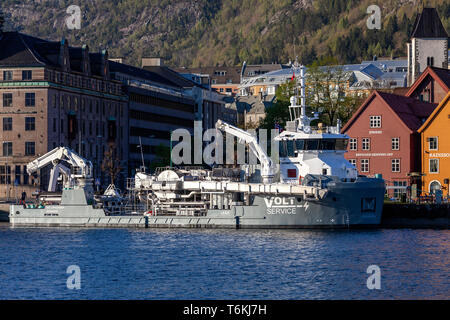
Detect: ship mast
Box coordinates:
(288, 57, 318, 133)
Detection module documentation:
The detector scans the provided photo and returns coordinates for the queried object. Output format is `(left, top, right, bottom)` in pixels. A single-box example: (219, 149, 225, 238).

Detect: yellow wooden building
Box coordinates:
(418, 91, 450, 196)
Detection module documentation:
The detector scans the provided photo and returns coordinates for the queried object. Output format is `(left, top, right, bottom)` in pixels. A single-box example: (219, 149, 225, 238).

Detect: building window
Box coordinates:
(3, 117, 12, 131)
(23, 165, 29, 185)
(22, 70, 32, 80)
(428, 137, 438, 150)
(349, 159, 356, 167)
(361, 159, 369, 173)
(25, 142, 35, 156)
(392, 138, 400, 150)
(0, 166, 11, 185)
(15, 166, 21, 185)
(3, 93, 12, 107)
(3, 142, 12, 156)
(369, 116, 381, 128)
(25, 93, 35, 107)
(25, 117, 35, 131)
(349, 138, 357, 150)
(362, 138, 371, 151)
(430, 159, 439, 173)
(429, 181, 441, 194)
(391, 159, 400, 172)
(3, 71, 12, 81)
(426, 57, 434, 67)
(393, 181, 407, 199)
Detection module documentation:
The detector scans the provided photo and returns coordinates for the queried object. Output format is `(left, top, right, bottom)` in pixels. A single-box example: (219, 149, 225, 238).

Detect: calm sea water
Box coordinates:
(0, 223, 448, 300)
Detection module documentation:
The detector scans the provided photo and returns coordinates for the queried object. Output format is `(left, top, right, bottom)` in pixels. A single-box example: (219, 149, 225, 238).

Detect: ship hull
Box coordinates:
(9, 179, 384, 229)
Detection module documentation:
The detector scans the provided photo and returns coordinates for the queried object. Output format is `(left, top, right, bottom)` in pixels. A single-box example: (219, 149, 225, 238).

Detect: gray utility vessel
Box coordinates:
(10, 63, 385, 228)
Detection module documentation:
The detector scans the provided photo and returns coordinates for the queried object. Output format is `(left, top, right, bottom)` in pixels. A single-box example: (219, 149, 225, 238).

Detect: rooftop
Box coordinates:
(410, 7, 449, 39)
(342, 90, 438, 133)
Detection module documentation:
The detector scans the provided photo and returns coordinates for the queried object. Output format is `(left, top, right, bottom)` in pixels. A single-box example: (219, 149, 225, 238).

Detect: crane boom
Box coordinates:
(26, 147, 93, 192)
(215, 119, 275, 183)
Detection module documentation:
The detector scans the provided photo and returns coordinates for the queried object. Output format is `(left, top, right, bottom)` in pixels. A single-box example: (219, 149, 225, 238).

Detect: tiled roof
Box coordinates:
(359, 64, 384, 79)
(110, 61, 178, 88)
(0, 32, 109, 77)
(0, 32, 45, 67)
(143, 65, 202, 89)
(230, 95, 275, 114)
(406, 66, 450, 97)
(431, 67, 450, 90)
(418, 91, 450, 133)
(342, 90, 437, 133)
(174, 66, 242, 84)
(377, 91, 437, 131)
(410, 8, 449, 38)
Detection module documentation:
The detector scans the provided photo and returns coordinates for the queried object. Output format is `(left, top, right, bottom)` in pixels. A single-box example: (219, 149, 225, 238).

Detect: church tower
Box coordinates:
(407, 8, 449, 86)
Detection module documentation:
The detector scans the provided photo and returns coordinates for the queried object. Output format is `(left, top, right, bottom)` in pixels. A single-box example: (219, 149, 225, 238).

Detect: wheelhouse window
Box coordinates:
(349, 138, 357, 150)
(428, 137, 438, 150)
(430, 159, 439, 173)
(360, 159, 369, 173)
(392, 138, 400, 150)
(280, 139, 349, 156)
(362, 138, 370, 151)
(369, 116, 381, 128)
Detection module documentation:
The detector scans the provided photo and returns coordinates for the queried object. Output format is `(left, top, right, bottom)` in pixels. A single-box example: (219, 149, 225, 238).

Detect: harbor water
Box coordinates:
(0, 224, 448, 299)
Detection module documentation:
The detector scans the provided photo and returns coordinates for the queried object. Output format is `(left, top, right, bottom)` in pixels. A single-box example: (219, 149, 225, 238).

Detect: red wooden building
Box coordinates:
(341, 90, 437, 198)
(406, 66, 450, 103)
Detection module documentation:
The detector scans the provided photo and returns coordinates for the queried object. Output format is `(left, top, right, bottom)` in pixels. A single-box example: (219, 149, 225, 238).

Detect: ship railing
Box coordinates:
(127, 178, 135, 190)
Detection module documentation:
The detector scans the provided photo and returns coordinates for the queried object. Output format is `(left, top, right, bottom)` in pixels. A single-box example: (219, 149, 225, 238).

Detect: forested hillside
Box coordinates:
(1, 0, 449, 67)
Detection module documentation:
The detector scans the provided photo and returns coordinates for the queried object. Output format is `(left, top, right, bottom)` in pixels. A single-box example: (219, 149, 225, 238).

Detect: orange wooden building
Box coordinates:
(418, 91, 450, 196)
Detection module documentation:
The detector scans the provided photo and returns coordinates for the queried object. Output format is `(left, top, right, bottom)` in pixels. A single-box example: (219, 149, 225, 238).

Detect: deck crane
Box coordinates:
(215, 119, 276, 183)
(26, 147, 93, 192)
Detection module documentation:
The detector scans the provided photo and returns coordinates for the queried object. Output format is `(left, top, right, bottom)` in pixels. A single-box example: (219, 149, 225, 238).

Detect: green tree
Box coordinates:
(149, 144, 171, 172)
(307, 56, 363, 126)
(101, 143, 122, 186)
(260, 79, 296, 130)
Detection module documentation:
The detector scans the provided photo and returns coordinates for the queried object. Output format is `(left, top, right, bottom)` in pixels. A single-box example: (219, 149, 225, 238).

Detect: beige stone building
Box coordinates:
(0, 31, 128, 199)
